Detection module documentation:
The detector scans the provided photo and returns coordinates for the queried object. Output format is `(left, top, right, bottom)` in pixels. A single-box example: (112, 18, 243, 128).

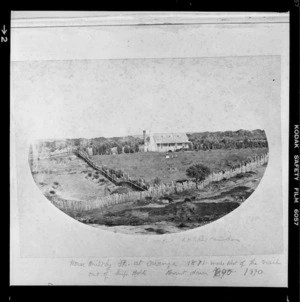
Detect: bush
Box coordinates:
(111, 187, 130, 195)
(124, 146, 130, 154)
(159, 196, 173, 202)
(153, 177, 162, 185)
(176, 179, 189, 184)
(115, 170, 124, 178)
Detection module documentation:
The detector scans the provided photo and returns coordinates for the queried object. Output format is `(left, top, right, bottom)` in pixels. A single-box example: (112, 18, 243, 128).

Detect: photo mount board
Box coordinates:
(10, 11, 289, 286)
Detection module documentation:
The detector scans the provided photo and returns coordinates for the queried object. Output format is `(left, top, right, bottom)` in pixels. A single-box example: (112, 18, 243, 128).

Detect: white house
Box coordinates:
(143, 130, 190, 152)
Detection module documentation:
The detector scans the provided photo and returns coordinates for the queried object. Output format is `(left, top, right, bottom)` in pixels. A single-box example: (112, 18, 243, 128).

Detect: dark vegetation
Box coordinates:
(187, 129, 267, 150)
(73, 200, 241, 231)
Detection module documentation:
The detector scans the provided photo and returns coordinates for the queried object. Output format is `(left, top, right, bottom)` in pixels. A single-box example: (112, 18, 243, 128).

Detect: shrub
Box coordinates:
(124, 146, 130, 154)
(115, 170, 124, 178)
(159, 196, 173, 202)
(176, 179, 189, 184)
(111, 187, 130, 195)
(153, 177, 162, 185)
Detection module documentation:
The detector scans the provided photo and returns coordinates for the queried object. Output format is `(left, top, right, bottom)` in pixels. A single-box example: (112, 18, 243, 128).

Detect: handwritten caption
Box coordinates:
(66, 257, 282, 282)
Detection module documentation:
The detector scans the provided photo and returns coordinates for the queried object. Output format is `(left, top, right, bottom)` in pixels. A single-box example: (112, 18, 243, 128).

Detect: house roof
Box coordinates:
(152, 133, 190, 144)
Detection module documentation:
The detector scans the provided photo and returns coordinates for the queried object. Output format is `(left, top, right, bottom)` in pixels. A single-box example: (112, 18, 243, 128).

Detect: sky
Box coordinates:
(11, 56, 280, 140)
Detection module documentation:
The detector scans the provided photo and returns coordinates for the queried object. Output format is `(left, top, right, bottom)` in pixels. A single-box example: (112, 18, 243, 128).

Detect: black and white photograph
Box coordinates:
(26, 57, 271, 235)
(10, 11, 291, 287)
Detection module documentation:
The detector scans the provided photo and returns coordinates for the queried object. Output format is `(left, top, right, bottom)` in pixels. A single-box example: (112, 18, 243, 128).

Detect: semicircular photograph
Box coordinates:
(23, 55, 277, 235)
(29, 130, 269, 235)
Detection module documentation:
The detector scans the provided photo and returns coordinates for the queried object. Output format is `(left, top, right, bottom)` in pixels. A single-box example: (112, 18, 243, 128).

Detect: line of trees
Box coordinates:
(189, 138, 268, 151)
(187, 129, 268, 151)
(31, 129, 268, 157)
(90, 138, 142, 155)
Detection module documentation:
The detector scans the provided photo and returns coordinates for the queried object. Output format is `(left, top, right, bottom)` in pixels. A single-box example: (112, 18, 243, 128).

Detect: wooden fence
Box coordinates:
(75, 150, 147, 191)
(51, 151, 269, 212)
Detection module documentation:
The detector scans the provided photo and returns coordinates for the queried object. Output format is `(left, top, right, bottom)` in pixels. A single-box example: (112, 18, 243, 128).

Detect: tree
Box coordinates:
(117, 145, 122, 154)
(124, 146, 130, 153)
(186, 164, 211, 189)
(153, 177, 162, 186)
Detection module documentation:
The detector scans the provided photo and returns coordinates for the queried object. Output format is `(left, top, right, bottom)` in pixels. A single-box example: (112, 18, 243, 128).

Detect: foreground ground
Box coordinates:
(32, 155, 120, 201)
(68, 164, 267, 235)
(30, 149, 268, 235)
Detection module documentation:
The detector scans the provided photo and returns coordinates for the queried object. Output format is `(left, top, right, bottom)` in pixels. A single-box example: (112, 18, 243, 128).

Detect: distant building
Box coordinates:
(143, 130, 190, 152)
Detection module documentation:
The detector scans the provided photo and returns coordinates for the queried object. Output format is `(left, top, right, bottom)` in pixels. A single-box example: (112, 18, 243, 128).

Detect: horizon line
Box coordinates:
(33, 128, 266, 142)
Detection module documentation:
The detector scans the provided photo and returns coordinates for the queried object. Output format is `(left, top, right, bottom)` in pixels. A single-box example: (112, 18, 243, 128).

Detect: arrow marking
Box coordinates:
(1, 25, 7, 35)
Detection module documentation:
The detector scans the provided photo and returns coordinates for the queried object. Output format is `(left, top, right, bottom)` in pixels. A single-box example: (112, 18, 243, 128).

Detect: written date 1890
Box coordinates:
(213, 267, 263, 278)
(213, 267, 235, 279)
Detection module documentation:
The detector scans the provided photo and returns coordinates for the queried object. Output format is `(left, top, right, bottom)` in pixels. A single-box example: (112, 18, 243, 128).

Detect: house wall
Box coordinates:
(157, 143, 189, 152)
(143, 130, 190, 152)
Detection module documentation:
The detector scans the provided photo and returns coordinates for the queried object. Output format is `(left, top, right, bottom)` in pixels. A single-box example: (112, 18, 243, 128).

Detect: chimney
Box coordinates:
(143, 130, 146, 144)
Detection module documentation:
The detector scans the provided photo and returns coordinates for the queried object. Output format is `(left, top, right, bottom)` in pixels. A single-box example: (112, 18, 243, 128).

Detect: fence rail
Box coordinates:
(75, 150, 147, 191)
(51, 151, 269, 212)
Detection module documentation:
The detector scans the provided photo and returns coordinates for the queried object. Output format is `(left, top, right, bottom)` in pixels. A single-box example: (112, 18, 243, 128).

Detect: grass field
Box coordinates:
(92, 148, 268, 184)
